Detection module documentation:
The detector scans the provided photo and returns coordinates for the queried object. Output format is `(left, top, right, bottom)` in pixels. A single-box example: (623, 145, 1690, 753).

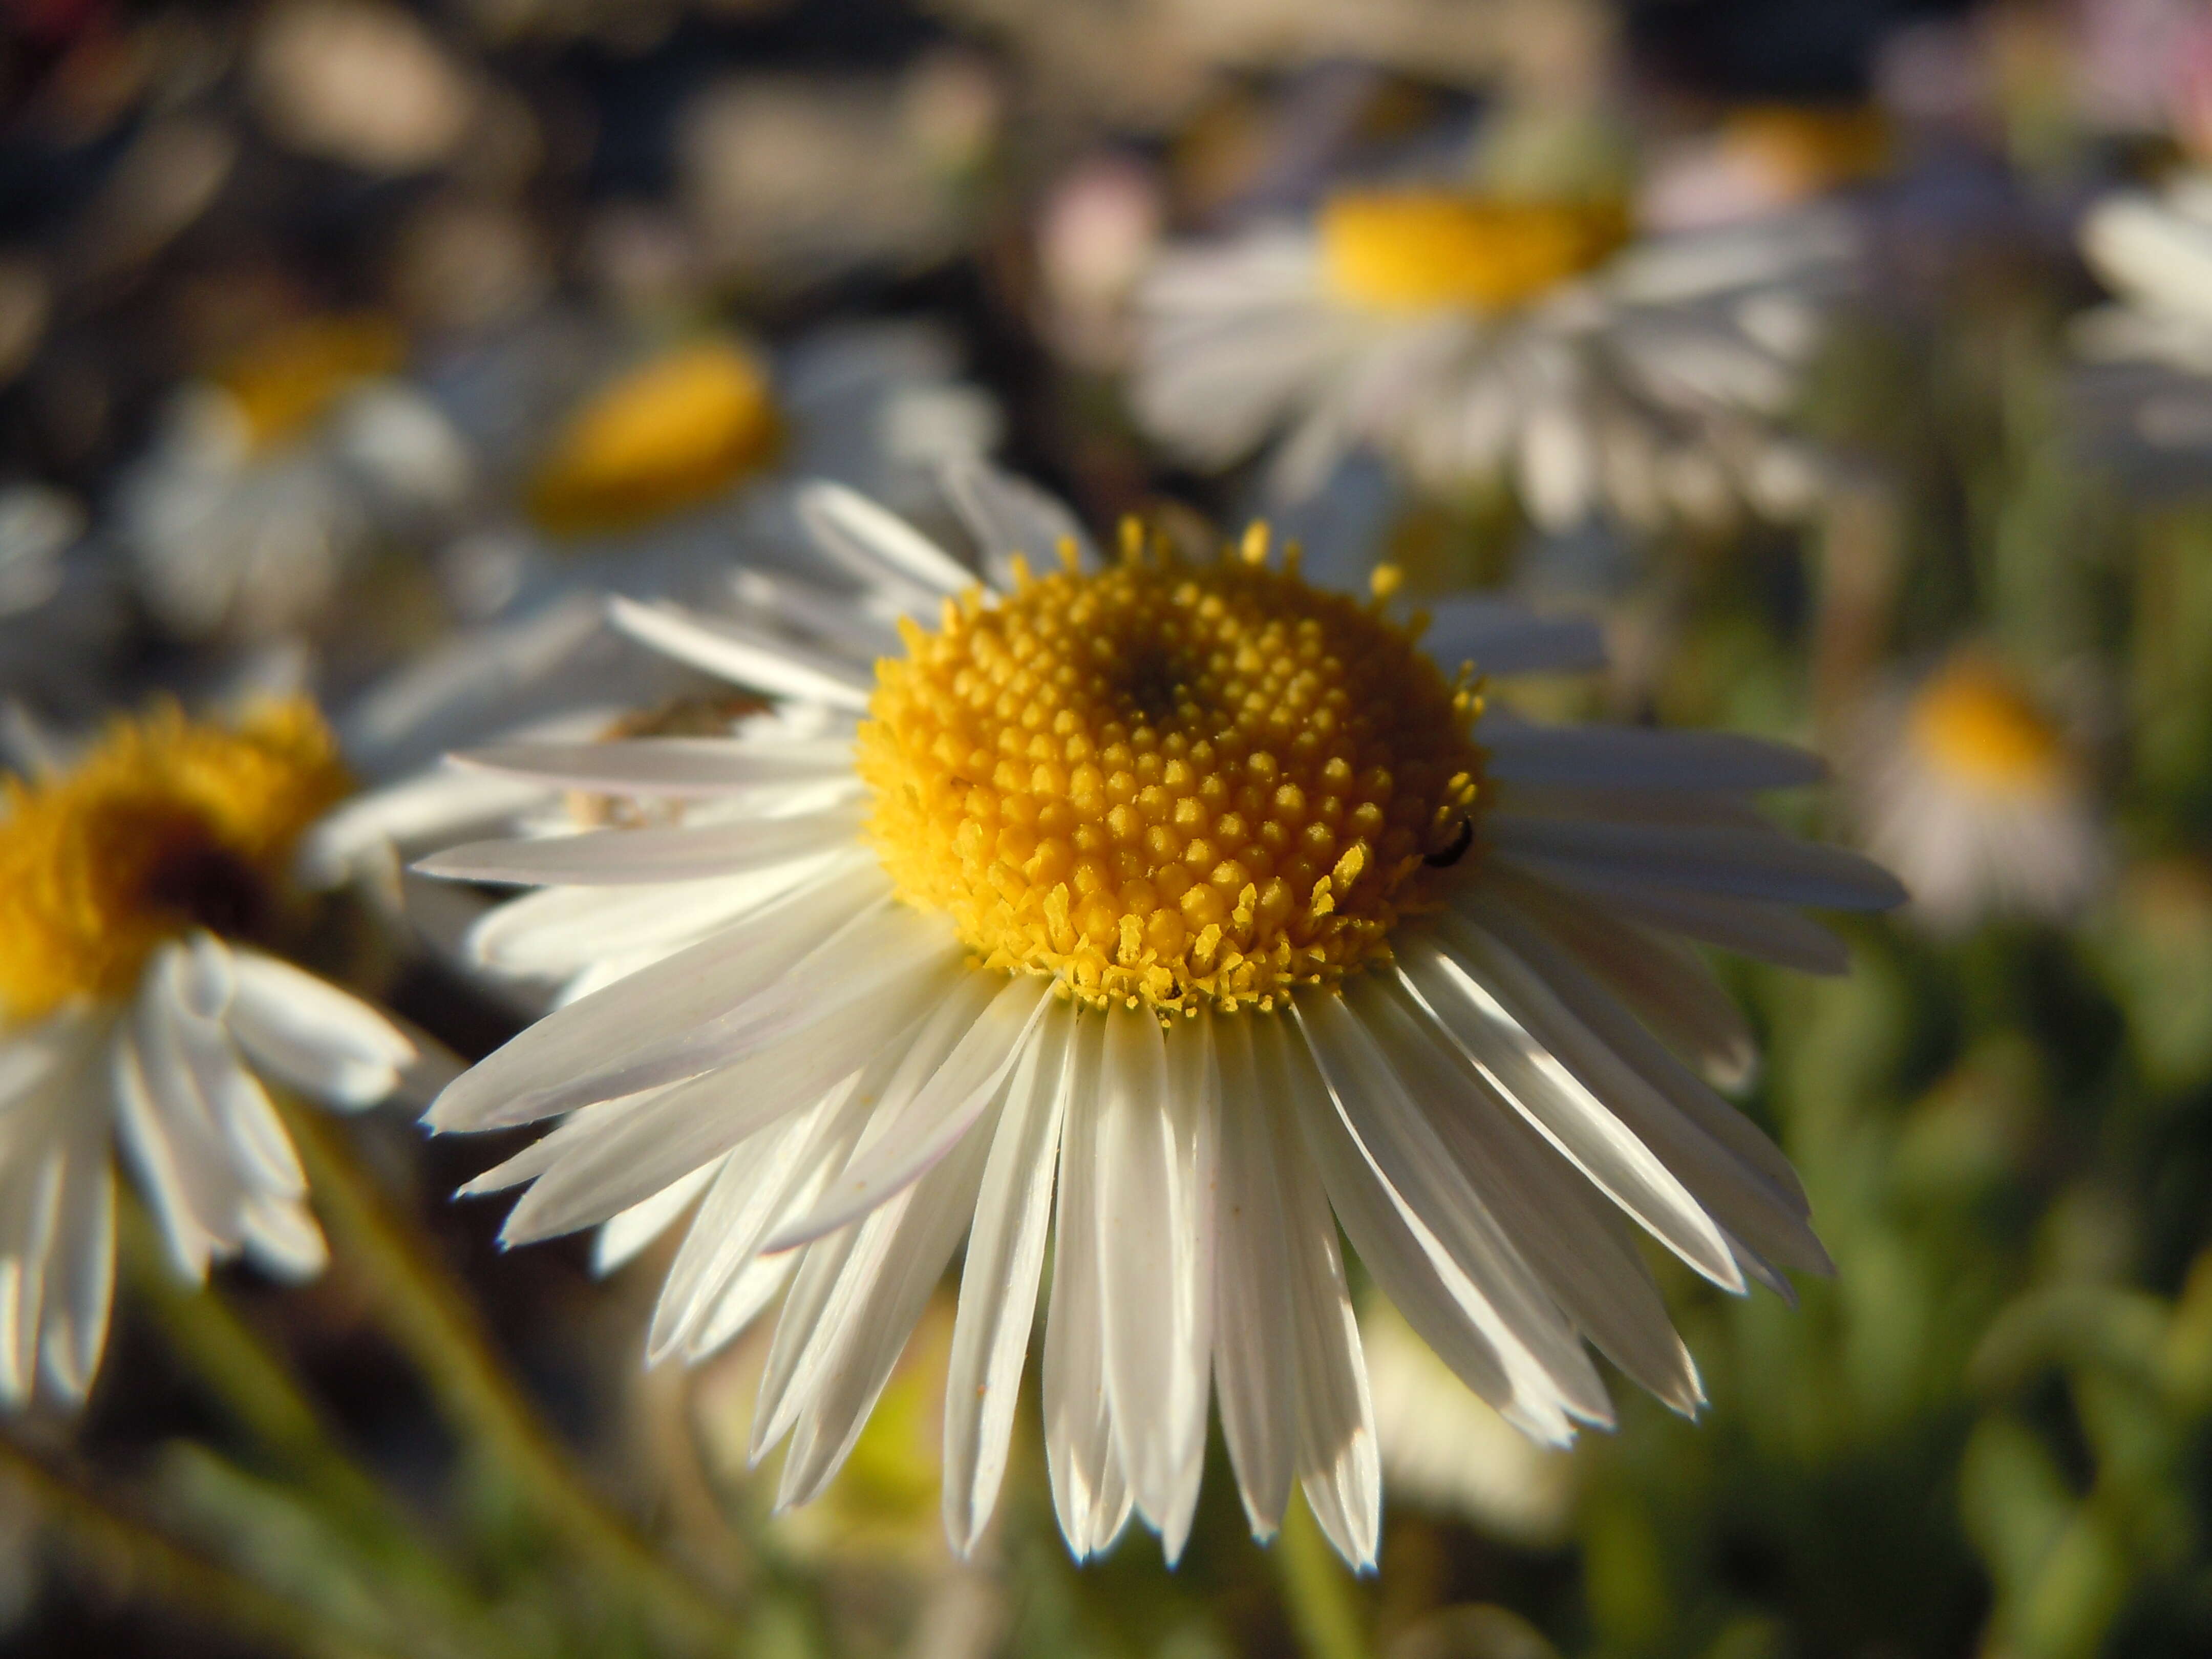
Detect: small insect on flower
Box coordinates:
(417, 465, 1904, 1568)
(0, 699, 418, 1408)
(1133, 187, 1855, 531)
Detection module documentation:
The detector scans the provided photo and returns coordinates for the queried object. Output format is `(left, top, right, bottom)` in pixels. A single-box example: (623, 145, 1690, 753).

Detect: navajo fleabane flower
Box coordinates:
(1133, 188, 1854, 530)
(2071, 172, 2212, 482)
(419, 469, 1903, 1567)
(0, 699, 417, 1407)
(1852, 651, 2108, 934)
(116, 314, 471, 641)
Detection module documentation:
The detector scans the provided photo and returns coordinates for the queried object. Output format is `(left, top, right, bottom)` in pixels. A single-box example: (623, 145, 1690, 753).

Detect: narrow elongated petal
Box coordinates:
(1210, 1015, 1300, 1538)
(416, 805, 864, 886)
(1395, 932, 1743, 1288)
(1477, 724, 1825, 791)
(607, 596, 875, 711)
(1043, 1015, 1132, 1559)
(1096, 1003, 1216, 1561)
(425, 867, 884, 1131)
(451, 737, 858, 797)
(944, 999, 1076, 1555)
(798, 479, 977, 599)
(1247, 1019, 1380, 1570)
(765, 974, 1053, 1250)
(1484, 814, 1906, 911)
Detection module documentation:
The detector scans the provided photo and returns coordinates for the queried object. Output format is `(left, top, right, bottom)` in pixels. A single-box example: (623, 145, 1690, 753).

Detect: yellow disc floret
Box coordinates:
(1321, 192, 1631, 312)
(1908, 653, 2068, 796)
(0, 699, 350, 1023)
(859, 525, 1485, 1015)
(529, 337, 782, 537)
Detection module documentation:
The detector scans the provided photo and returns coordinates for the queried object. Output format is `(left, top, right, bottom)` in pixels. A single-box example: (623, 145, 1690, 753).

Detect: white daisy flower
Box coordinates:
(2072, 172, 2212, 478)
(419, 318, 1001, 658)
(116, 314, 472, 642)
(1133, 192, 1854, 530)
(418, 469, 1902, 1568)
(1853, 650, 2108, 935)
(0, 699, 417, 1408)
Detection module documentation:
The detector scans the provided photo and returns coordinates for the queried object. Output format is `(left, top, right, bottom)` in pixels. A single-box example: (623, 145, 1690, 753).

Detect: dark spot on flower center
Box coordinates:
(142, 834, 273, 942)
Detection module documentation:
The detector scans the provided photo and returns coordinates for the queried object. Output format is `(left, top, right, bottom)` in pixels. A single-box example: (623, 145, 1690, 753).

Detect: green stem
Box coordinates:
(274, 1096, 752, 1656)
(1274, 1495, 1373, 1659)
(0, 1434, 405, 1659)
(120, 1197, 384, 1524)
(118, 1199, 541, 1659)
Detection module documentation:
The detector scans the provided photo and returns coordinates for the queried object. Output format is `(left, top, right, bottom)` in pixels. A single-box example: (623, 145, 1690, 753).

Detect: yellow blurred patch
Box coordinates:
(529, 338, 782, 538)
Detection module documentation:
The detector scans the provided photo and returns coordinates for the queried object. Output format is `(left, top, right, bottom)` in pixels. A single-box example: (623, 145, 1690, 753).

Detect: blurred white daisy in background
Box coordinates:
(0, 698, 418, 1408)
(1638, 103, 1890, 233)
(1852, 649, 2109, 935)
(1134, 190, 1855, 531)
(413, 464, 1901, 1567)
(115, 314, 474, 642)
(2070, 171, 2212, 482)
(424, 318, 1004, 626)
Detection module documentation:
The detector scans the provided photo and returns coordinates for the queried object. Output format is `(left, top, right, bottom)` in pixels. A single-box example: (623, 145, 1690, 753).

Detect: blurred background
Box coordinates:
(4, 1, 2212, 1656)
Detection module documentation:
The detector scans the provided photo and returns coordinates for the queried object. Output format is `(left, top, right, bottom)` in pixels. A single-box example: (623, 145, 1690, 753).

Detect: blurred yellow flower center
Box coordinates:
(859, 526, 1484, 1014)
(529, 338, 781, 537)
(1721, 103, 1890, 194)
(1908, 659, 2067, 793)
(217, 314, 407, 452)
(0, 700, 350, 1023)
(1321, 192, 1630, 312)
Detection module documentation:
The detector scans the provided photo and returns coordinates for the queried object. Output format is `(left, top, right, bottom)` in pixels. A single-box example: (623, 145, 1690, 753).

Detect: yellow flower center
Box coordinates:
(528, 338, 782, 538)
(859, 527, 1484, 1015)
(217, 314, 407, 453)
(0, 700, 350, 1023)
(1908, 657, 2067, 794)
(1320, 191, 1630, 312)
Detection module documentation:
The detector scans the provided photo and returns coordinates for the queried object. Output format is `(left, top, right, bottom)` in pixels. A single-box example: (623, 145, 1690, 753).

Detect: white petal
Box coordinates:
(1497, 855, 1849, 974)
(1096, 1004, 1216, 1562)
(765, 974, 1052, 1251)
(448, 737, 858, 798)
(1395, 932, 1741, 1288)
(1440, 904, 1828, 1278)
(943, 998, 1076, 1555)
(1349, 976, 1701, 1412)
(773, 1119, 996, 1510)
(1483, 875, 1758, 1084)
(497, 900, 962, 1135)
(607, 596, 874, 712)
(1294, 994, 1611, 1423)
(223, 948, 415, 1111)
(1209, 1014, 1301, 1540)
(647, 1092, 854, 1362)
(493, 963, 956, 1247)
(415, 804, 865, 886)
(38, 1138, 113, 1402)
(240, 1192, 328, 1282)
(426, 866, 884, 1132)
(1477, 724, 1825, 791)
(939, 457, 1098, 584)
(1043, 1013, 1132, 1559)
(1246, 1019, 1380, 1570)
(798, 478, 978, 598)
(1482, 814, 1906, 911)
(593, 1159, 720, 1276)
